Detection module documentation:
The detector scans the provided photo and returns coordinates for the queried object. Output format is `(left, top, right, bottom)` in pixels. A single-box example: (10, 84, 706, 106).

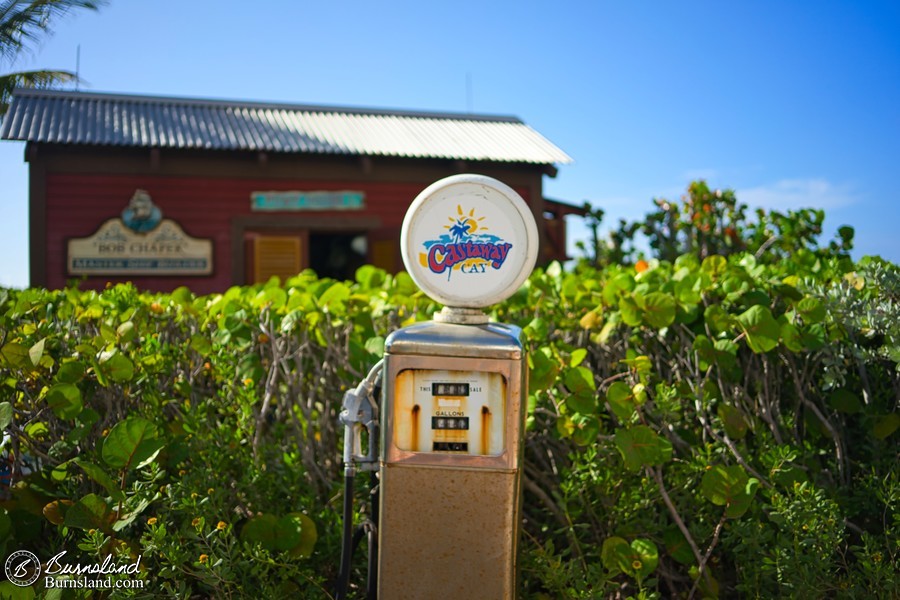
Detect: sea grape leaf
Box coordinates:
(55, 360, 86, 384)
(601, 536, 659, 581)
(74, 459, 125, 502)
(569, 348, 588, 368)
(701, 255, 726, 277)
(46, 384, 83, 420)
(285, 512, 318, 558)
(780, 321, 804, 353)
(700, 464, 758, 518)
(0, 402, 12, 430)
(241, 513, 311, 553)
(717, 404, 748, 440)
(1, 343, 30, 370)
(619, 295, 642, 327)
(529, 347, 559, 393)
(563, 366, 596, 414)
(828, 389, 862, 414)
(663, 526, 696, 566)
(796, 297, 826, 324)
(116, 321, 136, 343)
(704, 304, 734, 334)
(28, 338, 45, 367)
(873, 413, 899, 440)
(364, 336, 385, 357)
(64, 494, 112, 533)
(607, 381, 637, 421)
(101, 352, 134, 383)
(737, 305, 780, 353)
(102, 418, 164, 471)
(638, 292, 676, 329)
(614, 425, 673, 471)
(569, 414, 601, 446)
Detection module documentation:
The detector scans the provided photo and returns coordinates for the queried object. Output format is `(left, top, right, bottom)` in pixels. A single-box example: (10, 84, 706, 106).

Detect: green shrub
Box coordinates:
(0, 182, 896, 598)
(0, 269, 437, 598)
(514, 182, 898, 599)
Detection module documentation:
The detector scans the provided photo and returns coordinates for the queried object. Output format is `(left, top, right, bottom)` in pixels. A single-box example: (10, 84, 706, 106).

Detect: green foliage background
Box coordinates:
(0, 182, 897, 598)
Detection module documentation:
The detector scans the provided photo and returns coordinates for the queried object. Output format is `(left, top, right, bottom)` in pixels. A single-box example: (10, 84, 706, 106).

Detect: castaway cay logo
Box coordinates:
(420, 204, 513, 279)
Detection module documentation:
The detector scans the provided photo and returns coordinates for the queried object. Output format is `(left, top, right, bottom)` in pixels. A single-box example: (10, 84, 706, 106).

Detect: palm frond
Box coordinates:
(0, 68, 76, 115)
(0, 0, 105, 62)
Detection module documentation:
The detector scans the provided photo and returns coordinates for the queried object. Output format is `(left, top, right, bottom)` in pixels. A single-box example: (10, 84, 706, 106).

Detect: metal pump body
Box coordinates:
(377, 319, 527, 599)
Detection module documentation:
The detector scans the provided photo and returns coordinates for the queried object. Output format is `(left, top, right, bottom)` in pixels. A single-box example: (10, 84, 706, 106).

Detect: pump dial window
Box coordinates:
(393, 369, 506, 456)
(432, 382, 469, 396)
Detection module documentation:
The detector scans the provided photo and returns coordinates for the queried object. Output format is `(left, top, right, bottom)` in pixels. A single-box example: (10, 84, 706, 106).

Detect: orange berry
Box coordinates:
(635, 260, 649, 273)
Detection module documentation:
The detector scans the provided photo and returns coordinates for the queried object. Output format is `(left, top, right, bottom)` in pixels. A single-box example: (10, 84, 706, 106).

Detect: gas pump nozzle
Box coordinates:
(336, 359, 384, 600)
(339, 359, 383, 474)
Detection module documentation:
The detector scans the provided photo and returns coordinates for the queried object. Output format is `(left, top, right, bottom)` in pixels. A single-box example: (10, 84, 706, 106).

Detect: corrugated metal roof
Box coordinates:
(1, 89, 573, 165)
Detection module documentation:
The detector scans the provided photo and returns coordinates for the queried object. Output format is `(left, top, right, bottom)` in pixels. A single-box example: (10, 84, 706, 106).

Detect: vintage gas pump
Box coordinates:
(337, 174, 538, 600)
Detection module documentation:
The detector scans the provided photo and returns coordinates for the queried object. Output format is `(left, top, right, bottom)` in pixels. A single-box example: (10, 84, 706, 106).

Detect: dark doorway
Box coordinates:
(309, 232, 368, 280)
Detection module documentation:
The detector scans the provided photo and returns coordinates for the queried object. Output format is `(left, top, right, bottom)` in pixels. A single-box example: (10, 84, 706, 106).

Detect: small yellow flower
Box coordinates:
(191, 492, 198, 499)
(216, 521, 227, 531)
(88, 529, 97, 535)
(102, 429, 109, 437)
(147, 517, 158, 525)
(199, 554, 208, 564)
(632, 560, 643, 571)
(192, 517, 202, 527)
(207, 488, 214, 495)
(178, 469, 187, 477)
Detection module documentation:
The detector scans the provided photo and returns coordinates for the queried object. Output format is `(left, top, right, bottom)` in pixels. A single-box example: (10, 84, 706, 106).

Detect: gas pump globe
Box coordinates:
(377, 174, 538, 599)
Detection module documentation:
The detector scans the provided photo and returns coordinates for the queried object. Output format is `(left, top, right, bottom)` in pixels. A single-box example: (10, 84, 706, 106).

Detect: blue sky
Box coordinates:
(1, 0, 898, 288)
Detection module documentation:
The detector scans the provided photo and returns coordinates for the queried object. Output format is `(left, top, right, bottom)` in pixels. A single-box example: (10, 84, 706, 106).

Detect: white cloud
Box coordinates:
(737, 179, 858, 211)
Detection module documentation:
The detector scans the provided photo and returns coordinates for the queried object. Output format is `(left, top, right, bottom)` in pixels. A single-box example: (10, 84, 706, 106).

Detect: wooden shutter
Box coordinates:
(371, 239, 396, 272)
(253, 236, 302, 284)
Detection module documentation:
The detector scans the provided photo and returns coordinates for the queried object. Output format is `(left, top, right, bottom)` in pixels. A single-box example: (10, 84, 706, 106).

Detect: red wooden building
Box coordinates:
(1, 89, 582, 294)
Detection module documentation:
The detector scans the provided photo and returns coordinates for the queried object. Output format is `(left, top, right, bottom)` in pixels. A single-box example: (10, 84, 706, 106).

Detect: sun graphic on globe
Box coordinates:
(444, 205, 487, 241)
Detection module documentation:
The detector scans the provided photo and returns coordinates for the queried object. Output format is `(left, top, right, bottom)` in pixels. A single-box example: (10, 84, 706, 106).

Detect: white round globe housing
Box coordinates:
(400, 174, 539, 309)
